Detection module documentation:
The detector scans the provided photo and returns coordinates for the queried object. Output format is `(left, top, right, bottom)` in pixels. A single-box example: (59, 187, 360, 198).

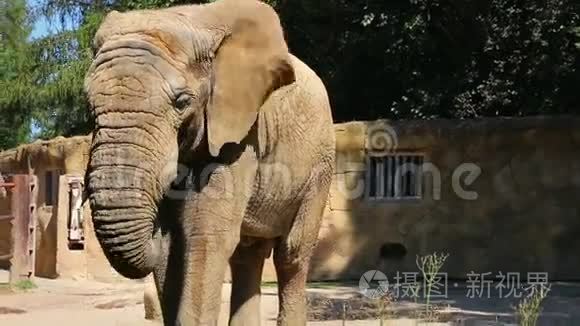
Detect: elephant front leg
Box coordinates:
(179, 148, 258, 325)
(228, 239, 272, 326)
(182, 232, 239, 325)
(155, 222, 240, 326)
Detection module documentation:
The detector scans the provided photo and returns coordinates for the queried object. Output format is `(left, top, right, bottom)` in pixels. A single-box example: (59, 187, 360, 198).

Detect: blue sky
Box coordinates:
(30, 14, 50, 39)
(28, 0, 76, 40)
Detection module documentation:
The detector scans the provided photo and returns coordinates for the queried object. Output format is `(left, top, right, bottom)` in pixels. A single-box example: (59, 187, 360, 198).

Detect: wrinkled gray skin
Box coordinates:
(83, 0, 335, 325)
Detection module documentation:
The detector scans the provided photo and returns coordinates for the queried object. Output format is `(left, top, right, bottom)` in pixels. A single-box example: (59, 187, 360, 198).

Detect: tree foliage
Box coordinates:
(0, 0, 34, 149)
(0, 0, 579, 149)
(278, 0, 580, 121)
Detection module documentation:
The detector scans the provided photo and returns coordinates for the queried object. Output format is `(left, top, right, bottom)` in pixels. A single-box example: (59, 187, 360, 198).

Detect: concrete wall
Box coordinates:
(53, 175, 124, 282)
(1, 116, 580, 282)
(309, 116, 580, 281)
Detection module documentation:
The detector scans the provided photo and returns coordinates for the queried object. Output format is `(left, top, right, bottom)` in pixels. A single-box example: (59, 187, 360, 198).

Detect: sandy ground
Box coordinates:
(1, 270, 580, 326)
(0, 275, 355, 326)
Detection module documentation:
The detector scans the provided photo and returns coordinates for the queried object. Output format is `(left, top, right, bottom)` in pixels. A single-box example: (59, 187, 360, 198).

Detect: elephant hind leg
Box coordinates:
(228, 239, 272, 326)
(273, 178, 330, 326)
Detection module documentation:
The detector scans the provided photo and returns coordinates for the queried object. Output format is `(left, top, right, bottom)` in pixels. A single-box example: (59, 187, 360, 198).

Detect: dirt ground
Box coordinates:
(2, 270, 580, 326)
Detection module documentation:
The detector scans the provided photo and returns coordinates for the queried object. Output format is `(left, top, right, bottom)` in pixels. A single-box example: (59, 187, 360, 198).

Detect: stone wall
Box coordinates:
(1, 116, 579, 282)
(309, 116, 580, 281)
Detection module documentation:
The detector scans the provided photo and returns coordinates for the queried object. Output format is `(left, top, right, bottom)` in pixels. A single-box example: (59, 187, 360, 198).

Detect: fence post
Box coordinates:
(9, 175, 33, 286)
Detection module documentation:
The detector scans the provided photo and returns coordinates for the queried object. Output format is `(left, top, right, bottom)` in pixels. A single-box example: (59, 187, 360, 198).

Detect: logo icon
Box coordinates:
(367, 124, 399, 156)
(359, 270, 389, 299)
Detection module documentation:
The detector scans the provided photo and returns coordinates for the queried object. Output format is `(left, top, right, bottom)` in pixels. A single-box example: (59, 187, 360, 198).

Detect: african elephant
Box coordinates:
(83, 0, 335, 325)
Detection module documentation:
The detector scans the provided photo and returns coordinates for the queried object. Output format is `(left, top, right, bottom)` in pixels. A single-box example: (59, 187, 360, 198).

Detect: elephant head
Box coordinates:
(83, 0, 295, 279)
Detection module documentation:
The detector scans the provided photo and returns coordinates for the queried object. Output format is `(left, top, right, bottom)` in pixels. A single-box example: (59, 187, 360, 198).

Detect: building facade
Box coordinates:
(0, 135, 121, 281)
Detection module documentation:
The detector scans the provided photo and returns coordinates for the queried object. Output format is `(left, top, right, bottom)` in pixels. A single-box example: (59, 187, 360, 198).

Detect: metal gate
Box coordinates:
(0, 174, 37, 286)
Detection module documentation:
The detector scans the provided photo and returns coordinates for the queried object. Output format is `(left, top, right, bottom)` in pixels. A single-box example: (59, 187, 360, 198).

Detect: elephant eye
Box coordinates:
(174, 93, 193, 112)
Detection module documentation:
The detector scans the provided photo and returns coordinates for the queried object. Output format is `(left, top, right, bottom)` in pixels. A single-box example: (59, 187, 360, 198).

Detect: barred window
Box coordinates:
(366, 154, 424, 200)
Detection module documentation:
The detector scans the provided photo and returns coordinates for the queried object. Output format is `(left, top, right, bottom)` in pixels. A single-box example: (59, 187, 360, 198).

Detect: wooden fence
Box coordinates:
(0, 174, 37, 286)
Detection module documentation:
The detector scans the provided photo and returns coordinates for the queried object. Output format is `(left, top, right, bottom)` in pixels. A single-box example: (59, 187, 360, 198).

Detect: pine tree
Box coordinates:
(0, 0, 33, 150)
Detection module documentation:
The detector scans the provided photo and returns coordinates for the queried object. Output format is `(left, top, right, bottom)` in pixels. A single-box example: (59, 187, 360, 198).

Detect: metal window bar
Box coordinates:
(366, 154, 425, 201)
(403, 156, 409, 197)
(390, 156, 396, 199)
(365, 158, 373, 198)
(411, 156, 417, 196)
(366, 158, 374, 199)
(376, 158, 381, 199)
(386, 156, 392, 198)
(410, 156, 416, 197)
(391, 155, 399, 199)
(407, 157, 411, 197)
(416, 156, 423, 197)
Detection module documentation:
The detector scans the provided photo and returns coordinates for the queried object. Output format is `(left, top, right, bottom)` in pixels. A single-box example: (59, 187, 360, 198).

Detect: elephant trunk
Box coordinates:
(87, 143, 163, 279)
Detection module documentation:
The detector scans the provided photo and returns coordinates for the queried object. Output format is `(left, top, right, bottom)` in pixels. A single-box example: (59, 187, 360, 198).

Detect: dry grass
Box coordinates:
(514, 284, 551, 326)
(306, 252, 454, 324)
(306, 292, 455, 323)
(307, 293, 382, 321)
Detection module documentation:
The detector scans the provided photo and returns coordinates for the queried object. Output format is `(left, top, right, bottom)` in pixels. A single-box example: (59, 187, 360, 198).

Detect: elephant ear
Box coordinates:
(206, 1, 295, 157)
